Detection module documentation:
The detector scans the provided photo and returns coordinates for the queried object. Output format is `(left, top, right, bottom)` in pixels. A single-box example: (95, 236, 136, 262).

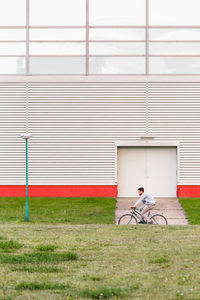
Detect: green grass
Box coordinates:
(0, 197, 116, 224)
(179, 198, 200, 224)
(80, 286, 126, 299)
(11, 265, 59, 273)
(16, 282, 70, 290)
(35, 244, 57, 252)
(16, 282, 126, 298)
(0, 224, 200, 299)
(149, 255, 170, 264)
(0, 197, 199, 299)
(0, 240, 23, 251)
(0, 251, 77, 264)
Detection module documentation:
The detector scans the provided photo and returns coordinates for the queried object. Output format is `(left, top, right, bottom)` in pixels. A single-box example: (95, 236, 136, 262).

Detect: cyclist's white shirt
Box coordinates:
(134, 192, 155, 207)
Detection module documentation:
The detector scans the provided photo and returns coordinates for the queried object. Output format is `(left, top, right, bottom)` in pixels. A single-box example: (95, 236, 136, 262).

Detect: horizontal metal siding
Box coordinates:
(0, 81, 199, 186)
(0, 84, 26, 184)
(28, 83, 146, 184)
(148, 82, 200, 185)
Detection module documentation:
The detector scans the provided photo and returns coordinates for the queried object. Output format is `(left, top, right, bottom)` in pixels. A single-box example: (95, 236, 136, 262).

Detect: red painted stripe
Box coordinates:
(0, 185, 117, 198)
(1, 185, 199, 198)
(177, 185, 200, 198)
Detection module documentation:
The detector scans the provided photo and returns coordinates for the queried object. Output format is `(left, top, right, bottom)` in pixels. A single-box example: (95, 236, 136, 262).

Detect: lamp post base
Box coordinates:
(25, 202, 29, 222)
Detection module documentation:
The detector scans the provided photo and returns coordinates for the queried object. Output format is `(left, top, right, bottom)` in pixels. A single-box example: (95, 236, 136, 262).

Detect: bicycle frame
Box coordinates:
(118, 207, 167, 225)
(130, 209, 144, 222)
(131, 208, 154, 221)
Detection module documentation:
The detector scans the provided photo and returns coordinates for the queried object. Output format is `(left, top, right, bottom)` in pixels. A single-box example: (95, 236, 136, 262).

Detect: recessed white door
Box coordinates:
(117, 147, 177, 197)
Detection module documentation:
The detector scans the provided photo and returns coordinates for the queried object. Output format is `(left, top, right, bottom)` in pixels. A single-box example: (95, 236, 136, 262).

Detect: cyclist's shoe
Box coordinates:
(147, 220, 154, 224)
(138, 220, 147, 224)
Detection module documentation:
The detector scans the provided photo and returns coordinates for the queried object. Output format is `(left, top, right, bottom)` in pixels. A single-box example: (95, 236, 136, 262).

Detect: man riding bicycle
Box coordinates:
(130, 187, 156, 224)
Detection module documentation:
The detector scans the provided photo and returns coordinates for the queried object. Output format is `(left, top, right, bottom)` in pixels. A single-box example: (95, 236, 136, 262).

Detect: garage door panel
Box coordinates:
(147, 147, 177, 197)
(117, 147, 147, 197)
(118, 146, 177, 197)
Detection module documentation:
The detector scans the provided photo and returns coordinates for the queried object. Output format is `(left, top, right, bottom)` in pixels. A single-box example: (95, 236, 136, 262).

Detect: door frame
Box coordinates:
(115, 141, 180, 196)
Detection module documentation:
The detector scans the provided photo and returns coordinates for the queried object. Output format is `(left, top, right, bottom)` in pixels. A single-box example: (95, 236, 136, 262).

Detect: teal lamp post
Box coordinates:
(20, 133, 32, 222)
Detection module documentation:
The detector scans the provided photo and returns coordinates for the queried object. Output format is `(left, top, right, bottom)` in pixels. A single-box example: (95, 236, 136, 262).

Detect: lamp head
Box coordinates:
(20, 133, 32, 140)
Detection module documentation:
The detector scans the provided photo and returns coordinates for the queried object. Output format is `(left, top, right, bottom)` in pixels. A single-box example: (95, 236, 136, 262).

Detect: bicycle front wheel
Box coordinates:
(118, 214, 137, 225)
(150, 214, 168, 225)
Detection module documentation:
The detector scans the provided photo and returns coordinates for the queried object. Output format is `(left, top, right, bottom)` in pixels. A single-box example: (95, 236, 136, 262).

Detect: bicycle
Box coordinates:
(118, 207, 168, 225)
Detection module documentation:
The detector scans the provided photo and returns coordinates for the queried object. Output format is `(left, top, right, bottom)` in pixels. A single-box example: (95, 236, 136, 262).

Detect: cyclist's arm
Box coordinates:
(133, 194, 145, 208)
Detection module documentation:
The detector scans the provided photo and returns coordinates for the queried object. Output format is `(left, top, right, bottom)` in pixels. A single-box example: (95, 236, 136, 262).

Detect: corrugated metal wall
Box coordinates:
(0, 81, 199, 186)
(28, 83, 146, 185)
(148, 82, 200, 185)
(0, 84, 26, 184)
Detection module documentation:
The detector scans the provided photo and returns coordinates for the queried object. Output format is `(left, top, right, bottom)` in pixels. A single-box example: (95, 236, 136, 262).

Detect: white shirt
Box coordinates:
(134, 192, 155, 207)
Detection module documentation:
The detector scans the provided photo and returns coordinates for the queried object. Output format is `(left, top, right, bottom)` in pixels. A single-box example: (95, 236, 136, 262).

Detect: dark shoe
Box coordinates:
(138, 220, 147, 224)
(148, 220, 153, 224)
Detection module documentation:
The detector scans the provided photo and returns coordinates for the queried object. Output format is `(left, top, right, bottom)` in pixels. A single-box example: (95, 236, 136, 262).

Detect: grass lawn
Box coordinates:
(0, 224, 199, 299)
(0, 197, 116, 224)
(179, 198, 200, 225)
(0, 197, 199, 299)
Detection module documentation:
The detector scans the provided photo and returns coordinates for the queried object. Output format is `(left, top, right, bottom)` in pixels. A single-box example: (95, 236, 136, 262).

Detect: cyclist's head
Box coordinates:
(138, 187, 144, 196)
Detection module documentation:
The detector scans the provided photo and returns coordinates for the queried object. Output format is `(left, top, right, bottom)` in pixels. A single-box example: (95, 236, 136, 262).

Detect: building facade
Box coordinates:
(1, 0, 200, 198)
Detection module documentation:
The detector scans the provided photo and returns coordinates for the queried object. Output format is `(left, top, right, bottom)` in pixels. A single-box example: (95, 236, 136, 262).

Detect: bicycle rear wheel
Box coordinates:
(150, 214, 168, 225)
(118, 214, 137, 225)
